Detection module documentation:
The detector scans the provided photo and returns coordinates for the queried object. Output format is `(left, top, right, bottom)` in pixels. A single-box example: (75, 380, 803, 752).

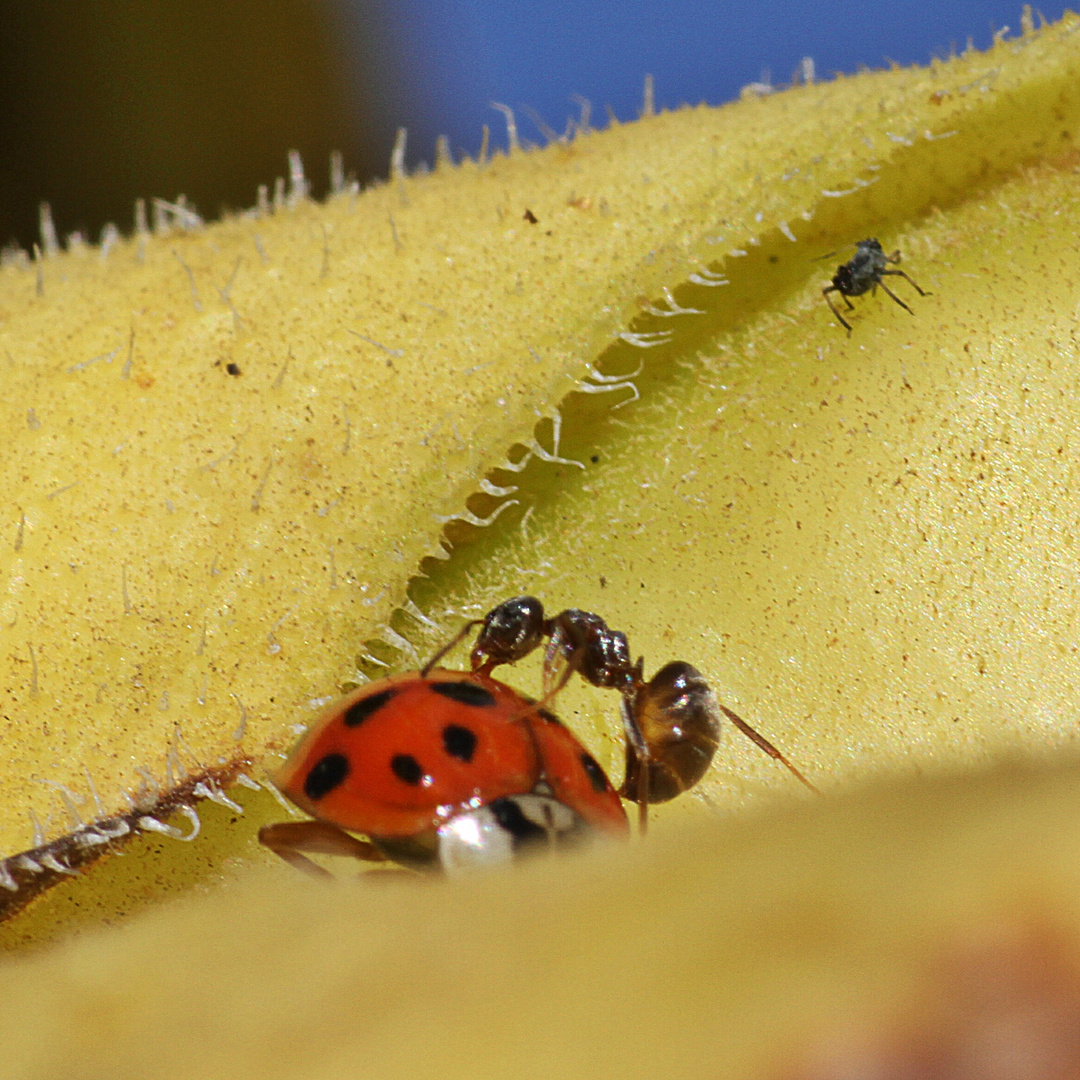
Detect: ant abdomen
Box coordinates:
(621, 661, 721, 804)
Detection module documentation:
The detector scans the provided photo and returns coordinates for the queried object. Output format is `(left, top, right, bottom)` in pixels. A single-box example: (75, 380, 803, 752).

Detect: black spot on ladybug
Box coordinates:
(523, 208, 538, 224)
(580, 753, 609, 793)
(443, 724, 477, 762)
(343, 689, 396, 727)
(226, 362, 241, 376)
(430, 681, 497, 708)
(490, 797, 546, 841)
(536, 707, 565, 727)
(304, 753, 349, 801)
(391, 753, 424, 785)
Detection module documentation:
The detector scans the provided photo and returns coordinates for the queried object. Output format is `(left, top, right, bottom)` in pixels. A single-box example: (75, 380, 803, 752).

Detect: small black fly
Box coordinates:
(822, 238, 929, 332)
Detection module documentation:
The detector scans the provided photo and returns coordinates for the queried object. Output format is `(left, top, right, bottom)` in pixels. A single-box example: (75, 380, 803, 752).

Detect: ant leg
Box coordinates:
(259, 820, 387, 879)
(620, 693, 650, 835)
(881, 268, 929, 296)
(823, 287, 853, 332)
(718, 704, 820, 794)
(877, 279, 916, 316)
(540, 623, 583, 700)
(885, 248, 902, 264)
(422, 618, 485, 676)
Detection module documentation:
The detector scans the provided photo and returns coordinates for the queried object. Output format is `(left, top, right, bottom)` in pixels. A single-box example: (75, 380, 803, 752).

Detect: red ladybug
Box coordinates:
(259, 597, 815, 877)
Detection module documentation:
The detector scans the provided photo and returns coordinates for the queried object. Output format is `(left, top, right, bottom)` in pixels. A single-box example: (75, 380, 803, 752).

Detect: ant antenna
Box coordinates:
(420, 619, 484, 676)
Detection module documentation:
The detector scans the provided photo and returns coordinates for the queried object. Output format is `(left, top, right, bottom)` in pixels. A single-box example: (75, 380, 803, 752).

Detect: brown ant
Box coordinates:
(822, 238, 929, 333)
(465, 596, 818, 830)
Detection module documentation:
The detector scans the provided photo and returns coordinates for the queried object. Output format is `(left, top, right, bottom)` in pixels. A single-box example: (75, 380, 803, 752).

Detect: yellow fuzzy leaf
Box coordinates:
(420, 149, 1080, 807)
(3, 759, 1080, 1078)
(4, 14, 1080, 949)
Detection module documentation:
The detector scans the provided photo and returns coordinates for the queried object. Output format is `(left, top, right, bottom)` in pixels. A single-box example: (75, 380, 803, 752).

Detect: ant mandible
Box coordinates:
(822, 238, 929, 333)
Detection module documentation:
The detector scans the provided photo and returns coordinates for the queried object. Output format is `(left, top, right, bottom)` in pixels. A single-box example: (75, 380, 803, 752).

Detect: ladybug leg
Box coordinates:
(258, 820, 387, 880)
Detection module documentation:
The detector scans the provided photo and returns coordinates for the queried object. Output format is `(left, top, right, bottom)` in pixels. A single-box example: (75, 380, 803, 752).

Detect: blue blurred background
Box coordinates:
(354, 1, 1068, 169)
(0, 1, 1067, 249)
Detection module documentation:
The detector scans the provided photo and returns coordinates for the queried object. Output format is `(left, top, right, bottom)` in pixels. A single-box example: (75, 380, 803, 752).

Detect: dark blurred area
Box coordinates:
(1, 1, 1073, 254)
(0, 1, 387, 250)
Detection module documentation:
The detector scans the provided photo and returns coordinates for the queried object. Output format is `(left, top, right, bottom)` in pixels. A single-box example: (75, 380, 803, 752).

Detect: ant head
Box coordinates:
(470, 595, 546, 671)
(857, 237, 883, 254)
